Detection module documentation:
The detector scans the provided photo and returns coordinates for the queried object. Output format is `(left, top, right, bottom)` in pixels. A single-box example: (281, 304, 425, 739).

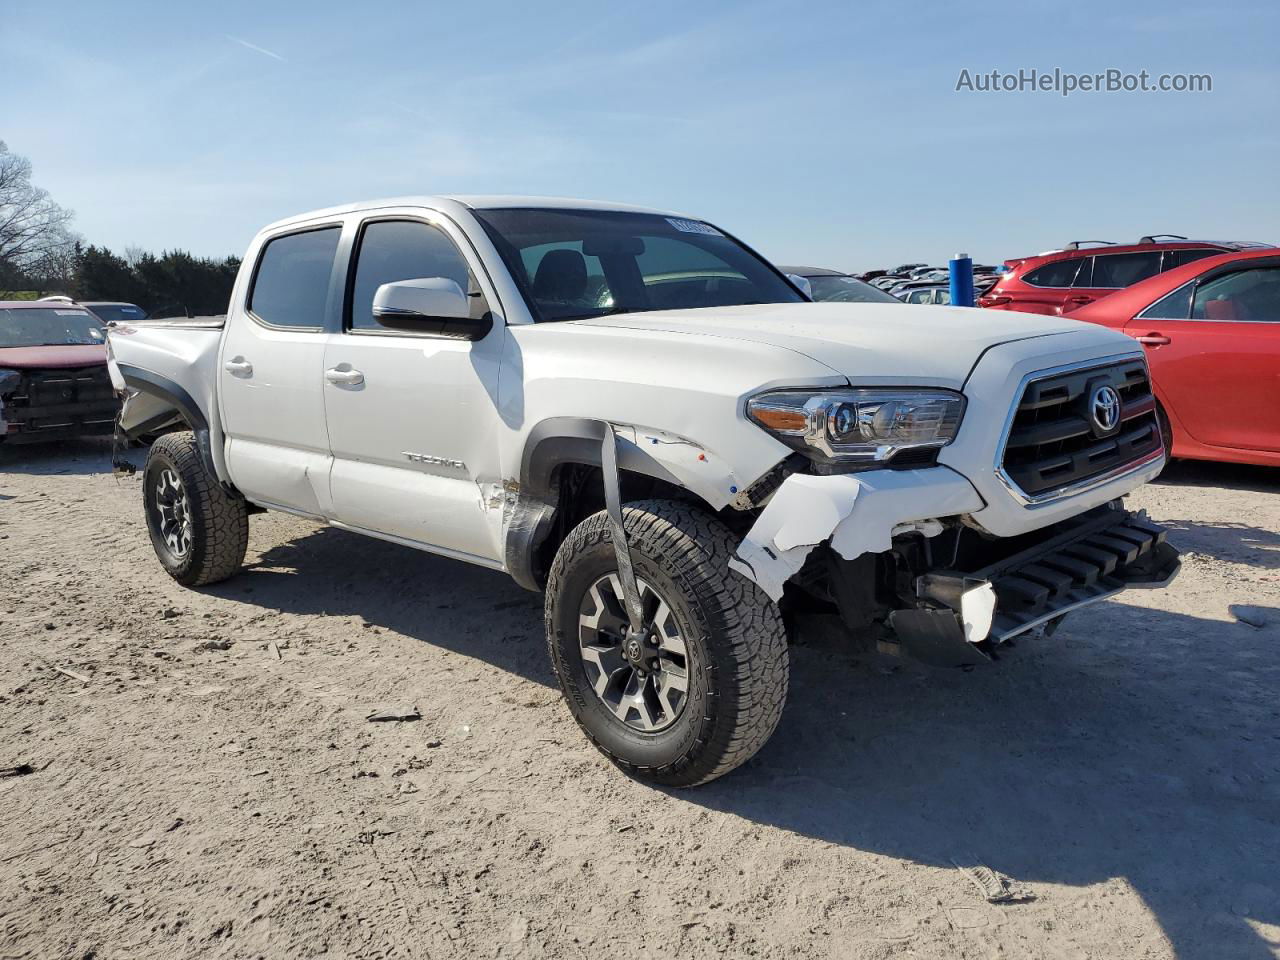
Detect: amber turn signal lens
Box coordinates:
(750, 407, 808, 433)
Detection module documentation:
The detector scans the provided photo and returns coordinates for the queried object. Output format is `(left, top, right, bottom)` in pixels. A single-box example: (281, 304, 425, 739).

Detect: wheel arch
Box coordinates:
(505, 417, 726, 592)
(116, 363, 222, 486)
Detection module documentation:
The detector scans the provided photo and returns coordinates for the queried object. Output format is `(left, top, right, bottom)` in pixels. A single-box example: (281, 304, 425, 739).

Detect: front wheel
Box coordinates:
(143, 431, 248, 586)
(1156, 401, 1175, 464)
(545, 499, 789, 787)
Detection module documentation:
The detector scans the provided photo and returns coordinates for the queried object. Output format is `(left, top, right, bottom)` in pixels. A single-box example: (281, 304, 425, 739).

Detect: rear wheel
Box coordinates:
(143, 431, 248, 586)
(546, 499, 789, 787)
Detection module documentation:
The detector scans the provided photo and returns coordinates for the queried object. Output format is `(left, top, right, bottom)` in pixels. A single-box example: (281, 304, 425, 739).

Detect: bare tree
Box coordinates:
(0, 140, 78, 278)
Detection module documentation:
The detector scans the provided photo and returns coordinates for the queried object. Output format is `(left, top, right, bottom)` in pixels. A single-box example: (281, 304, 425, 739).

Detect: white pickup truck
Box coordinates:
(107, 196, 1179, 786)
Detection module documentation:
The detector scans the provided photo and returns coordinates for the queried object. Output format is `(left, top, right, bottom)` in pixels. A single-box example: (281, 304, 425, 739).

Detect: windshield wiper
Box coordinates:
(555, 306, 629, 323)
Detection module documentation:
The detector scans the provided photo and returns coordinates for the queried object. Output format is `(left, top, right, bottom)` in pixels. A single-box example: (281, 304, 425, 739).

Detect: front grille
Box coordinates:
(1000, 358, 1160, 500)
(3, 366, 118, 434)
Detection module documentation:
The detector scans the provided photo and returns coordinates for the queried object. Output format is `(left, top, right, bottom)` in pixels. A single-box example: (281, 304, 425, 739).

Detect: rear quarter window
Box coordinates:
(249, 226, 342, 329)
(1022, 258, 1083, 288)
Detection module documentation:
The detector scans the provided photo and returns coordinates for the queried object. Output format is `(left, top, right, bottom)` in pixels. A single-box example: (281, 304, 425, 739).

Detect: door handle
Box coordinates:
(1135, 333, 1171, 346)
(324, 367, 365, 386)
(223, 358, 253, 377)
(981, 295, 1011, 306)
(1067, 295, 1093, 304)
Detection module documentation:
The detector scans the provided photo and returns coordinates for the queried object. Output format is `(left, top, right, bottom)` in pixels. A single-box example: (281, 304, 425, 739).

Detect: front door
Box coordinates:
(219, 224, 342, 515)
(321, 214, 508, 564)
(1126, 265, 1280, 453)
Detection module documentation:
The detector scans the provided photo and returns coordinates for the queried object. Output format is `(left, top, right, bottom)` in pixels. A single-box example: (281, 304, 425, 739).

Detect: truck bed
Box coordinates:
(107, 318, 224, 442)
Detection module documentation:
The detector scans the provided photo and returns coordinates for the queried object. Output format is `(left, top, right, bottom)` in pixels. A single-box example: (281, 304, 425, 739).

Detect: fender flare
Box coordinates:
(115, 363, 221, 485)
(504, 417, 700, 592)
(519, 416, 685, 499)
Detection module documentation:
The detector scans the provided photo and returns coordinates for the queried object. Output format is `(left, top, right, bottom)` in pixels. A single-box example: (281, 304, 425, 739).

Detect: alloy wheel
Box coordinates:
(154, 468, 193, 559)
(577, 573, 690, 732)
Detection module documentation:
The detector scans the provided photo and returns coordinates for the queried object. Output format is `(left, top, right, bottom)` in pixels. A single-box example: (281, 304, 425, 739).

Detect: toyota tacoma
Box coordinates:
(106, 196, 1180, 786)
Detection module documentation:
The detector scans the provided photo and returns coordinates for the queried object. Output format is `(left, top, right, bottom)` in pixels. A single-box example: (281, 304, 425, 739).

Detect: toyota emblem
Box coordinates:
(1090, 384, 1121, 433)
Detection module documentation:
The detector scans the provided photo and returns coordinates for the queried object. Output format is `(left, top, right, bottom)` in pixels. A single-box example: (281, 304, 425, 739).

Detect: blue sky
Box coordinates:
(2, 0, 1276, 270)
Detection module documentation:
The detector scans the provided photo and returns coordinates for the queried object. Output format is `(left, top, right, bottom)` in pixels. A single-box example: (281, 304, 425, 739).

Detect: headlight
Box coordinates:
(747, 387, 964, 466)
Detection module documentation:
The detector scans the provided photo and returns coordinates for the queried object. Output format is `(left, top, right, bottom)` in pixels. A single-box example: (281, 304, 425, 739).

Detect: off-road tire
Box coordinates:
(546, 499, 789, 787)
(143, 431, 248, 586)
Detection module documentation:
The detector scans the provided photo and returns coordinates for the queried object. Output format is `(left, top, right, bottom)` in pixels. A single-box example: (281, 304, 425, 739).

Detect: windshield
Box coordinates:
(472, 208, 804, 322)
(84, 303, 147, 324)
(806, 275, 902, 304)
(0, 307, 106, 348)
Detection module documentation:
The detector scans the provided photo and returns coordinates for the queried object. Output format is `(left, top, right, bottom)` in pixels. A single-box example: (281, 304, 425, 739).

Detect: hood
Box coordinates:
(0, 344, 108, 370)
(574, 302, 1098, 389)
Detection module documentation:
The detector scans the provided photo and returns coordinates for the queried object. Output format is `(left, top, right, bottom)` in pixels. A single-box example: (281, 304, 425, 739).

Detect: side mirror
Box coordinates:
(786, 274, 813, 299)
(372, 278, 491, 340)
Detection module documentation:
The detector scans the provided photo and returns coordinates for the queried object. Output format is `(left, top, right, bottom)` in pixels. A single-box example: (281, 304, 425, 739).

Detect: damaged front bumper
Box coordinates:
(889, 506, 1179, 666)
(730, 467, 1179, 668)
(0, 366, 118, 441)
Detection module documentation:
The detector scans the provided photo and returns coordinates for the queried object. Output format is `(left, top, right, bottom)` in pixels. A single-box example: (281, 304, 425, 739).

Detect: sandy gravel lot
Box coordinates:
(1, 438, 1278, 960)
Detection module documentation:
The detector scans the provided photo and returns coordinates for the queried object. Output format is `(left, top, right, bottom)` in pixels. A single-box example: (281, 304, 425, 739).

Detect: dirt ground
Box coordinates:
(1, 438, 1277, 960)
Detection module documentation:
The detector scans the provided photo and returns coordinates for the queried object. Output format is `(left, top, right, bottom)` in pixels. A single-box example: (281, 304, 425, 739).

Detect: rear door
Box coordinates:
(1125, 265, 1280, 452)
(321, 212, 508, 563)
(1071, 251, 1162, 311)
(219, 224, 342, 515)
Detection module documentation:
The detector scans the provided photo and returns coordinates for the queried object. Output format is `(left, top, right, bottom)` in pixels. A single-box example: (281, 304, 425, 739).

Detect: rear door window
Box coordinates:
(1137, 281, 1194, 320)
(249, 227, 341, 329)
(1023, 258, 1082, 288)
(1089, 252, 1161, 289)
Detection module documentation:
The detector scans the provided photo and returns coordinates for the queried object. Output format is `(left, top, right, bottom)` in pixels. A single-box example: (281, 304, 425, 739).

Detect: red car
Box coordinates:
(1069, 249, 1280, 468)
(980, 237, 1270, 316)
(0, 300, 118, 443)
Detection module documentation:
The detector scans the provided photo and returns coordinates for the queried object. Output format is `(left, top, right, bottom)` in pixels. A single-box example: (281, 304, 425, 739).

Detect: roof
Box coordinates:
(0, 300, 93, 311)
(260, 195, 690, 234)
(777, 266, 848, 277)
(1019, 238, 1272, 265)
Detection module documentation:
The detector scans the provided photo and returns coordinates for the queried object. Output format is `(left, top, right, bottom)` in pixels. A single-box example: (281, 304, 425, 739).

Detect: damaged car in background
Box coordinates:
(106, 196, 1180, 787)
(0, 300, 117, 443)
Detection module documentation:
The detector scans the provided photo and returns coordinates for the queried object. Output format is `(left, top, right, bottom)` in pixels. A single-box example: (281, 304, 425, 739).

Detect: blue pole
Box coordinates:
(949, 252, 975, 307)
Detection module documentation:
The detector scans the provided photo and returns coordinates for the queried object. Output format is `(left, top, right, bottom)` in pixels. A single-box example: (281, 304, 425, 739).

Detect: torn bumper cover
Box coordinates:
(731, 469, 1180, 667)
(729, 468, 985, 601)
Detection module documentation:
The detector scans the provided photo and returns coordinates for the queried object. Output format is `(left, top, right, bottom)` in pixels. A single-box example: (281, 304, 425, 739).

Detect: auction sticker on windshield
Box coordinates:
(666, 218, 723, 236)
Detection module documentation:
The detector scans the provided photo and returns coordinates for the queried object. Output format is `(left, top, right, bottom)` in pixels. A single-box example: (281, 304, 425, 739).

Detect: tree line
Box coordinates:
(0, 140, 240, 317)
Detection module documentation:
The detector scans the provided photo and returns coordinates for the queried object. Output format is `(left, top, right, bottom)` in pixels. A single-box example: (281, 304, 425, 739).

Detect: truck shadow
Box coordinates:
(691, 601, 1280, 960)
(1155, 458, 1280, 495)
(207, 525, 554, 687)
(212, 526, 1278, 958)
(0, 436, 125, 477)
(1153, 517, 1280, 570)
